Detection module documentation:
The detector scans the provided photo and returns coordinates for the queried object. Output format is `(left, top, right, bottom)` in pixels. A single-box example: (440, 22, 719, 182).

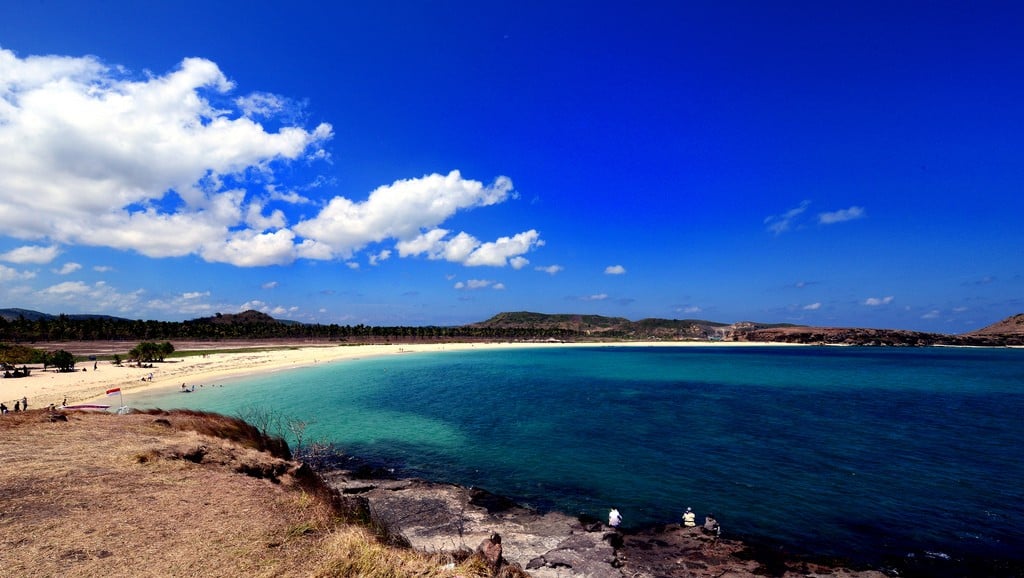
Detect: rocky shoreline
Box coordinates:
(321, 464, 889, 578)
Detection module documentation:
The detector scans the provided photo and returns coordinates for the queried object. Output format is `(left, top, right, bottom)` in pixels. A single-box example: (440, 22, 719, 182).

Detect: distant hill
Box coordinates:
(966, 313, 1024, 336)
(184, 310, 282, 326)
(471, 311, 802, 340)
(471, 311, 1022, 346)
(3, 307, 1022, 346)
(0, 308, 131, 323)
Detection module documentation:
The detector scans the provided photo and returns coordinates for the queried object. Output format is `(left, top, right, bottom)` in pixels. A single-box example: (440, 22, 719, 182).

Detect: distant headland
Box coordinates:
(2, 307, 1022, 347)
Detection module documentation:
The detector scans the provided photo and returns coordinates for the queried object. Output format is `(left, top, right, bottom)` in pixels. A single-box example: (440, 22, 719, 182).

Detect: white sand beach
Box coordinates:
(3, 340, 793, 409)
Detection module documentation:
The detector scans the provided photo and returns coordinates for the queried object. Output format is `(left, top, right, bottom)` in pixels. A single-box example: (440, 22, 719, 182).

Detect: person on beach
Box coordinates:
(609, 508, 622, 529)
(683, 507, 696, 527)
(21, 396, 27, 410)
(0, 402, 7, 414)
(14, 400, 20, 412)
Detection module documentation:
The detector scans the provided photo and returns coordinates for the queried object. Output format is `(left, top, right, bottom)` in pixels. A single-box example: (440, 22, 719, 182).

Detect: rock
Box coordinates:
(324, 471, 620, 576)
(323, 471, 889, 578)
(476, 533, 503, 572)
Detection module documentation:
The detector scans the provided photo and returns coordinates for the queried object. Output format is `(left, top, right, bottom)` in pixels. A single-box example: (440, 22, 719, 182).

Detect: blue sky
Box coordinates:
(0, 1, 1021, 332)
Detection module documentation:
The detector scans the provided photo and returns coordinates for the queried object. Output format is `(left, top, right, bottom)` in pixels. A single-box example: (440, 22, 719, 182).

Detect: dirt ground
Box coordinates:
(0, 409, 336, 577)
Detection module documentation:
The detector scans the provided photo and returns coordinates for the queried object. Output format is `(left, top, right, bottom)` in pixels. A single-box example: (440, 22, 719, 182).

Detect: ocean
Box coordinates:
(132, 345, 1024, 573)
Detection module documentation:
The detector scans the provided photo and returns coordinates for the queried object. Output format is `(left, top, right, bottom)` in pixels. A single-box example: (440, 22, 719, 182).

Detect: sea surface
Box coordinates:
(133, 345, 1024, 572)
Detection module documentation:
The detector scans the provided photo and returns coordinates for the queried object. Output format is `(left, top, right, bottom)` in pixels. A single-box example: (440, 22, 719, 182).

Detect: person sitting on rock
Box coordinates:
(703, 513, 720, 536)
(682, 507, 696, 527)
(608, 508, 622, 529)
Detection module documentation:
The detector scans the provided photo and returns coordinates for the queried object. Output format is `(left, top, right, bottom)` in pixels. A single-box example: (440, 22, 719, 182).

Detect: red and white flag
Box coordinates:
(106, 388, 121, 396)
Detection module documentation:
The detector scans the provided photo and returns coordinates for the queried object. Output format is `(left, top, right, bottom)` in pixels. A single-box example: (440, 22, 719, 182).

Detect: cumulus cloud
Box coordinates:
(536, 264, 564, 275)
(921, 309, 940, 319)
(397, 226, 542, 267)
(582, 293, 608, 301)
(819, 206, 866, 225)
(864, 296, 894, 306)
(0, 245, 60, 264)
(261, 281, 279, 289)
(0, 49, 331, 265)
(54, 262, 82, 275)
(677, 305, 702, 314)
(803, 302, 822, 310)
(182, 291, 210, 299)
(764, 200, 810, 234)
(604, 265, 626, 275)
(296, 171, 516, 259)
(0, 49, 539, 270)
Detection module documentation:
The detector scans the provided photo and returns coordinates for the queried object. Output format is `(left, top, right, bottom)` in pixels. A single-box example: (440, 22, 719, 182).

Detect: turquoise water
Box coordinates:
(133, 346, 1024, 570)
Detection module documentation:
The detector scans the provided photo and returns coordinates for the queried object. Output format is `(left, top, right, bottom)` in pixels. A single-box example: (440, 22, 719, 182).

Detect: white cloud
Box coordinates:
(536, 264, 563, 275)
(397, 227, 542, 268)
(261, 281, 279, 289)
(296, 171, 516, 261)
(266, 185, 313, 205)
(54, 262, 82, 275)
(604, 264, 626, 275)
(0, 245, 60, 264)
(677, 305, 702, 314)
(269, 305, 298, 316)
(239, 299, 266, 311)
(819, 206, 866, 225)
(93, 265, 114, 272)
(864, 296, 894, 306)
(803, 302, 822, 311)
(0, 49, 331, 267)
(368, 249, 391, 266)
(583, 293, 608, 301)
(454, 279, 502, 290)
(0, 264, 36, 282)
(0, 50, 540, 271)
(465, 230, 542, 267)
(921, 309, 940, 319)
(41, 281, 90, 296)
(764, 200, 810, 234)
(200, 229, 299, 266)
(39, 280, 144, 312)
(235, 92, 287, 118)
(182, 291, 210, 300)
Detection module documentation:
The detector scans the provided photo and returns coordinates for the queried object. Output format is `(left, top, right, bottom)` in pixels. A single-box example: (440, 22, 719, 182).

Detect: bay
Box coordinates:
(132, 345, 1024, 569)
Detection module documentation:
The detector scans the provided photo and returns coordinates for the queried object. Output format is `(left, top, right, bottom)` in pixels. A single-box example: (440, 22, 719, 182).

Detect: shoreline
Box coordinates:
(4, 340, 803, 408)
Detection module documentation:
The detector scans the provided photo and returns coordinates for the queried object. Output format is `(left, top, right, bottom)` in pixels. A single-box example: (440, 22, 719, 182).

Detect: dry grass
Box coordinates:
(0, 409, 501, 577)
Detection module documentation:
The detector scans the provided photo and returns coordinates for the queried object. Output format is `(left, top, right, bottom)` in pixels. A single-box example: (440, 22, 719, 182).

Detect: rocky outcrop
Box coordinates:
(323, 472, 621, 577)
(323, 470, 888, 578)
(736, 325, 1017, 346)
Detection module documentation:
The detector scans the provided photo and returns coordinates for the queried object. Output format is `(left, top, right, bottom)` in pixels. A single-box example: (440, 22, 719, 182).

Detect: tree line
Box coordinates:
(0, 314, 592, 343)
(1, 340, 176, 373)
